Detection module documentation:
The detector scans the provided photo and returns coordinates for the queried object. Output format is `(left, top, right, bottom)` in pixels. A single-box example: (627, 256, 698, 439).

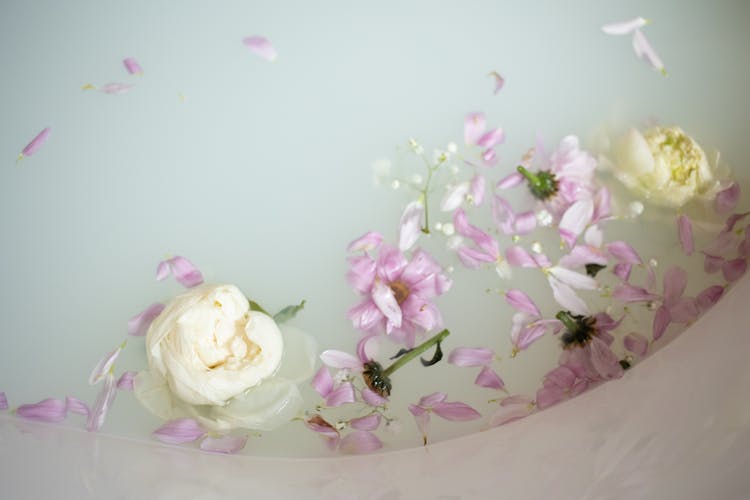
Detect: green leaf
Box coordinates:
(419, 340, 443, 367)
(273, 300, 306, 324)
(248, 299, 270, 316)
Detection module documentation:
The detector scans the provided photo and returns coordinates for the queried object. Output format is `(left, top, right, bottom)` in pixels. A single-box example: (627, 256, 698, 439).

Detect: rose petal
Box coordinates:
(602, 17, 648, 35)
(623, 332, 649, 357)
(464, 112, 486, 145)
(606, 241, 642, 264)
(350, 414, 381, 431)
(86, 372, 117, 432)
(116, 371, 137, 391)
(488, 71, 505, 94)
(432, 401, 481, 421)
(347, 231, 383, 253)
(398, 201, 424, 251)
(722, 258, 747, 282)
(16, 398, 67, 423)
(652, 305, 671, 341)
(200, 435, 248, 454)
(123, 57, 143, 75)
(716, 183, 740, 214)
(153, 418, 206, 444)
(339, 431, 383, 454)
(65, 396, 90, 416)
(361, 387, 389, 407)
(447, 347, 494, 367)
(128, 303, 165, 337)
(696, 285, 725, 313)
(677, 215, 694, 256)
(632, 29, 666, 75)
(505, 289, 541, 317)
(89, 343, 124, 385)
(242, 36, 277, 62)
(475, 366, 505, 390)
(319, 350, 362, 370)
(440, 182, 470, 212)
(20, 127, 52, 158)
(325, 382, 356, 407)
(0, 392, 7, 410)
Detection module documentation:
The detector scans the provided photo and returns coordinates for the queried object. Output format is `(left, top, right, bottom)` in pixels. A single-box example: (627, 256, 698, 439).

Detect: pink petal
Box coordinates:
(663, 267, 688, 304)
(623, 332, 649, 357)
(200, 435, 248, 454)
(535, 386, 565, 410)
(355, 334, 378, 363)
(482, 148, 498, 166)
(89, 343, 124, 385)
(716, 183, 740, 214)
(127, 302, 165, 337)
(361, 387, 389, 407)
(548, 277, 590, 316)
(559, 245, 608, 269)
(16, 398, 67, 423)
(487, 404, 533, 427)
(677, 215, 694, 256)
(544, 366, 576, 390)
(311, 366, 334, 397)
(347, 231, 383, 253)
(470, 175, 486, 206)
(457, 246, 496, 268)
(602, 17, 648, 35)
(500, 394, 534, 407)
(632, 29, 666, 75)
(398, 201, 424, 251)
(652, 305, 671, 341)
(153, 418, 206, 445)
(464, 112, 486, 145)
(514, 324, 548, 351)
(156, 260, 170, 281)
(477, 128, 505, 149)
(454, 208, 499, 258)
(587, 337, 623, 380)
(475, 366, 505, 390)
(305, 416, 340, 440)
(703, 253, 724, 274)
(65, 396, 90, 417)
(613, 263, 632, 281)
(725, 212, 750, 232)
(722, 258, 747, 282)
(20, 127, 51, 158)
(339, 431, 383, 454)
(612, 284, 660, 303)
(325, 382, 356, 407)
(346, 255, 377, 293)
(319, 350, 362, 370)
(488, 71, 505, 94)
(606, 241, 643, 264)
(167, 256, 204, 288)
(505, 289, 541, 317)
(704, 231, 738, 257)
(347, 300, 385, 332)
(99, 82, 135, 94)
(432, 401, 481, 421)
(440, 182, 470, 212)
(669, 297, 699, 324)
(371, 280, 402, 329)
(559, 199, 594, 247)
(696, 285, 725, 313)
(350, 414, 381, 431)
(593, 187, 612, 222)
(505, 246, 538, 268)
(86, 373, 117, 432)
(123, 57, 143, 75)
(418, 392, 448, 407)
(515, 211, 537, 235)
(242, 36, 278, 62)
(116, 371, 137, 391)
(548, 266, 597, 290)
(447, 347, 494, 367)
(0, 392, 7, 410)
(497, 172, 524, 189)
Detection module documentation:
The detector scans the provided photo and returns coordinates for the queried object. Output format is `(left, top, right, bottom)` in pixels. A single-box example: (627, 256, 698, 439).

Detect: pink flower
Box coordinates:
(346, 233, 451, 348)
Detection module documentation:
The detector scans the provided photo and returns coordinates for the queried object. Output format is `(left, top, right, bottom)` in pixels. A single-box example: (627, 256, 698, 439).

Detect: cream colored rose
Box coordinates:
(134, 284, 317, 431)
(611, 126, 721, 208)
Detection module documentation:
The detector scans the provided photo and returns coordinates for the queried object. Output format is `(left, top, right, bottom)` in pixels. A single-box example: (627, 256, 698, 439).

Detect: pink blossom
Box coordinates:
(346, 236, 451, 347)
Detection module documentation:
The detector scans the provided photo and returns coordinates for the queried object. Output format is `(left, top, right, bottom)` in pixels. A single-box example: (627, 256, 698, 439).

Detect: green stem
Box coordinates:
(555, 311, 579, 333)
(517, 165, 538, 186)
(419, 155, 446, 234)
(383, 329, 450, 377)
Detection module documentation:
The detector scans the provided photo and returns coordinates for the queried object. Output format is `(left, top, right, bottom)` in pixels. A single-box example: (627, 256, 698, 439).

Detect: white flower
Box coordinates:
(133, 284, 316, 432)
(611, 126, 722, 208)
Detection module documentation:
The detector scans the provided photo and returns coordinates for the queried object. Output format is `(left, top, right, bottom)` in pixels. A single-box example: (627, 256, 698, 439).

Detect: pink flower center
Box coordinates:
(389, 281, 410, 305)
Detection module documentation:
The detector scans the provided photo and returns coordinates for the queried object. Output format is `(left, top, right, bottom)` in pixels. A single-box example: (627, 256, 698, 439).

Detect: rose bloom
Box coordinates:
(611, 126, 722, 208)
(134, 284, 316, 432)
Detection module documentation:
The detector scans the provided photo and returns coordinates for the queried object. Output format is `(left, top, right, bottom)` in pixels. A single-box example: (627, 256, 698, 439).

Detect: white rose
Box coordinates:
(611, 126, 722, 208)
(133, 284, 317, 432)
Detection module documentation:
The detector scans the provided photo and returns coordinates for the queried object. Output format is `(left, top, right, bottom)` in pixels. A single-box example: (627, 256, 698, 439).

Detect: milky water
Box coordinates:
(0, 0, 749, 457)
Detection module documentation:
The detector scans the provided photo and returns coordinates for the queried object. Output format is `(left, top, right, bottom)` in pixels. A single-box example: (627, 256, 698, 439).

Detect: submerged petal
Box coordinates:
(447, 347, 494, 367)
(153, 418, 206, 444)
(200, 435, 248, 454)
(339, 431, 383, 454)
(677, 215, 694, 256)
(86, 372, 117, 431)
(632, 29, 666, 75)
(17, 398, 67, 423)
(623, 332, 649, 357)
(242, 36, 278, 61)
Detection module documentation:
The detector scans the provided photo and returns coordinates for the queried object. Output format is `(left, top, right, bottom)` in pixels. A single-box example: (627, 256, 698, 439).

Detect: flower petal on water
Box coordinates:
(361, 387, 389, 407)
(122, 57, 143, 75)
(350, 414, 381, 431)
(440, 182, 470, 212)
(464, 112, 486, 145)
(153, 418, 206, 444)
(320, 350, 362, 370)
(242, 36, 278, 62)
(703, 253, 724, 274)
(632, 29, 666, 75)
(89, 344, 124, 385)
(613, 263, 632, 281)
(488, 71, 505, 94)
(474, 366, 504, 390)
(548, 277, 590, 316)
(715, 183, 740, 214)
(372, 280, 402, 329)
(559, 199, 594, 247)
(128, 302, 165, 336)
(65, 396, 90, 416)
(497, 172, 524, 190)
(325, 382, 356, 407)
(548, 266, 597, 290)
(677, 215, 694, 256)
(311, 366, 334, 397)
(168, 256, 204, 288)
(200, 435, 248, 454)
(602, 17, 648, 35)
(652, 305, 671, 341)
(669, 297, 699, 324)
(17, 398, 67, 423)
(477, 128, 505, 149)
(613, 284, 659, 303)
(99, 82, 135, 94)
(470, 174, 486, 206)
(447, 347, 494, 367)
(339, 431, 383, 454)
(722, 258, 747, 282)
(116, 371, 137, 391)
(398, 201, 424, 251)
(347, 231, 383, 253)
(505, 289, 541, 317)
(20, 127, 51, 158)
(606, 241, 643, 264)
(432, 401, 481, 421)
(505, 246, 538, 268)
(623, 332, 649, 357)
(86, 373, 117, 431)
(696, 285, 725, 313)
(663, 266, 688, 305)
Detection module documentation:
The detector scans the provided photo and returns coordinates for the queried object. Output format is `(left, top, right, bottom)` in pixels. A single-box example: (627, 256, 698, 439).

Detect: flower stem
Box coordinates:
(419, 155, 447, 234)
(383, 329, 450, 377)
(517, 165, 538, 185)
(555, 311, 579, 333)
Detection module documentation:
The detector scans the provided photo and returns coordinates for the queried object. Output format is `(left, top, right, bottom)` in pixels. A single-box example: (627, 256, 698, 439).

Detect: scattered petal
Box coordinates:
(128, 303, 165, 336)
(447, 347, 494, 367)
(156, 256, 203, 288)
(548, 277, 590, 316)
(153, 418, 206, 445)
(371, 280, 402, 329)
(470, 175, 486, 206)
(242, 36, 278, 62)
(505, 246, 538, 268)
(548, 266, 598, 290)
(123, 57, 143, 75)
(432, 401, 482, 421)
(606, 241, 642, 264)
(613, 263, 632, 281)
(311, 366, 334, 397)
(320, 350, 363, 370)
(559, 199, 594, 247)
(623, 332, 649, 356)
(663, 267, 688, 305)
(440, 182, 470, 212)
(497, 172, 524, 189)
(116, 371, 137, 391)
(477, 128, 505, 149)
(722, 258, 747, 282)
(613, 284, 660, 303)
(99, 82, 135, 94)
(19, 127, 51, 159)
(86, 372, 117, 432)
(350, 414, 381, 431)
(67, 397, 91, 417)
(488, 71, 505, 94)
(632, 29, 667, 75)
(716, 183, 740, 214)
(325, 382, 357, 407)
(17, 398, 67, 423)
(475, 366, 505, 390)
(505, 289, 541, 317)
(200, 435, 248, 454)
(339, 431, 383, 454)
(398, 201, 424, 251)
(587, 337, 624, 380)
(696, 285, 724, 313)
(652, 305, 671, 341)
(89, 343, 124, 385)
(703, 253, 724, 274)
(418, 392, 448, 407)
(669, 297, 699, 324)
(487, 403, 533, 427)
(464, 112, 486, 145)
(602, 17, 648, 35)
(347, 231, 383, 253)
(535, 386, 565, 410)
(677, 215, 694, 256)
(361, 387, 389, 407)
(513, 323, 548, 351)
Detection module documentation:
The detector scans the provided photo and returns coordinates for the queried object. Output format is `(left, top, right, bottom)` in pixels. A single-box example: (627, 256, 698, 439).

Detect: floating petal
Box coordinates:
(505, 289, 541, 317)
(475, 366, 504, 390)
(122, 57, 143, 75)
(311, 366, 334, 397)
(350, 414, 381, 431)
(548, 277, 590, 316)
(487, 403, 533, 427)
(703, 253, 724, 274)
(99, 82, 135, 94)
(153, 418, 206, 444)
(470, 175, 486, 206)
(652, 305, 671, 341)
(613, 284, 660, 303)
(663, 267, 688, 305)
(319, 350, 362, 370)
(488, 71, 505, 94)
(347, 231, 382, 253)
(432, 401, 481, 421)
(19, 127, 51, 159)
(477, 128, 505, 149)
(361, 387, 389, 407)
(559, 199, 594, 247)
(398, 201, 424, 251)
(497, 172, 524, 189)
(325, 382, 356, 407)
(440, 182, 470, 212)
(602, 17, 648, 35)
(371, 280, 402, 329)
(65, 396, 90, 416)
(606, 241, 643, 264)
(613, 263, 632, 281)
(242, 36, 278, 62)
(128, 303, 165, 336)
(505, 246, 538, 268)
(624, 332, 649, 356)
(89, 343, 124, 385)
(669, 297, 699, 324)
(464, 112, 486, 145)
(339, 431, 383, 454)
(548, 266, 597, 290)
(17, 398, 66, 423)
(116, 371, 137, 391)
(200, 435, 248, 454)
(632, 29, 666, 75)
(696, 285, 724, 313)
(86, 372, 117, 431)
(722, 258, 747, 282)
(677, 215, 694, 256)
(447, 347, 494, 367)
(715, 183, 740, 214)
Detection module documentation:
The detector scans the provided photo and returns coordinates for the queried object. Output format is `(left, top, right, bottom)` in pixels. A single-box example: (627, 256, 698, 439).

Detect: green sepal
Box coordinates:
(273, 300, 306, 324)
